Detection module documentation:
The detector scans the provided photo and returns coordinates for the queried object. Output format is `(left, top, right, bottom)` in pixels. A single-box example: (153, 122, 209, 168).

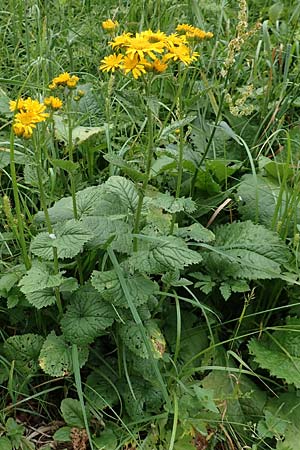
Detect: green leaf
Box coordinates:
(85, 372, 119, 411)
(61, 398, 89, 428)
(257, 410, 288, 439)
(31, 219, 93, 260)
(53, 426, 72, 442)
(5, 418, 24, 448)
(93, 429, 117, 450)
(25, 288, 57, 309)
(128, 236, 202, 273)
(269, 2, 284, 22)
(91, 270, 158, 309)
(119, 320, 165, 359)
(105, 176, 138, 213)
(51, 159, 80, 173)
(19, 262, 64, 293)
(0, 437, 12, 450)
(248, 317, 300, 388)
(160, 115, 196, 139)
(176, 223, 215, 243)
(39, 332, 89, 377)
(60, 285, 115, 345)
(3, 334, 44, 374)
(81, 216, 132, 253)
(54, 115, 108, 145)
(146, 192, 196, 214)
(203, 221, 290, 280)
(237, 174, 299, 232)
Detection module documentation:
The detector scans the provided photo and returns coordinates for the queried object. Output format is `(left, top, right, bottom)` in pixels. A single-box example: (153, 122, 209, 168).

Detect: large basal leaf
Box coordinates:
(54, 115, 108, 145)
(104, 176, 139, 213)
(81, 216, 132, 253)
(248, 317, 300, 388)
(119, 320, 165, 359)
(128, 236, 202, 274)
(18, 262, 64, 308)
(237, 174, 300, 231)
(39, 332, 89, 377)
(31, 219, 93, 260)
(202, 220, 290, 280)
(85, 372, 119, 411)
(4, 334, 44, 374)
(176, 223, 215, 243)
(91, 269, 159, 309)
(60, 398, 89, 428)
(60, 285, 115, 345)
(145, 192, 196, 214)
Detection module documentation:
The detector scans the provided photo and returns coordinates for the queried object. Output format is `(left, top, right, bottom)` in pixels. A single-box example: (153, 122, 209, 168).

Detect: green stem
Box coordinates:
(67, 95, 78, 220)
(9, 131, 31, 269)
(133, 85, 154, 252)
(34, 134, 63, 316)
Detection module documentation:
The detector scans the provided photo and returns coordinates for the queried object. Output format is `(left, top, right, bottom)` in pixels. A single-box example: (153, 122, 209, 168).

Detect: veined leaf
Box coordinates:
(176, 223, 215, 243)
(39, 332, 89, 377)
(145, 191, 196, 214)
(54, 115, 108, 145)
(18, 262, 64, 293)
(128, 236, 202, 273)
(203, 221, 290, 280)
(91, 270, 158, 309)
(105, 176, 138, 213)
(60, 285, 115, 345)
(119, 320, 165, 359)
(85, 371, 119, 411)
(248, 317, 300, 388)
(31, 219, 93, 260)
(4, 334, 44, 374)
(61, 398, 89, 428)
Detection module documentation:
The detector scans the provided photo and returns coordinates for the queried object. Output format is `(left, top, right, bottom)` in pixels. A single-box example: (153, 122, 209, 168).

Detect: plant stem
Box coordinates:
(9, 131, 31, 269)
(133, 84, 154, 252)
(66, 95, 78, 220)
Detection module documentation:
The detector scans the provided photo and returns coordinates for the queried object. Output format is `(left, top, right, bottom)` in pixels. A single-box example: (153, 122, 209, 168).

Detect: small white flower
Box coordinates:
(49, 233, 56, 240)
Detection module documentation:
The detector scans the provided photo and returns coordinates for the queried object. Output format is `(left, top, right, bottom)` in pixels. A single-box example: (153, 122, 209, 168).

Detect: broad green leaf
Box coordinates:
(60, 285, 115, 345)
(119, 320, 165, 359)
(176, 223, 215, 243)
(5, 418, 24, 448)
(81, 216, 132, 253)
(160, 115, 196, 140)
(0, 437, 12, 450)
(39, 332, 89, 377)
(237, 174, 300, 232)
(0, 147, 27, 169)
(53, 426, 72, 442)
(93, 429, 117, 450)
(105, 176, 138, 213)
(31, 219, 93, 260)
(61, 398, 90, 428)
(24, 288, 57, 309)
(18, 262, 64, 293)
(3, 334, 44, 374)
(202, 221, 290, 280)
(248, 317, 300, 388)
(128, 236, 202, 273)
(54, 115, 108, 145)
(146, 192, 196, 214)
(91, 270, 158, 308)
(85, 372, 119, 411)
(257, 410, 288, 439)
(51, 159, 79, 173)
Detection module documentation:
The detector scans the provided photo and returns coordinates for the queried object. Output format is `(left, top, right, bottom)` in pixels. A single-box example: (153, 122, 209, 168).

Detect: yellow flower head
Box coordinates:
(125, 32, 165, 60)
(150, 57, 169, 73)
(49, 72, 79, 90)
(99, 53, 123, 73)
(11, 97, 49, 139)
(102, 19, 119, 31)
(176, 23, 213, 41)
(140, 29, 168, 44)
(122, 54, 147, 79)
(9, 98, 26, 112)
(44, 96, 63, 110)
(109, 32, 133, 50)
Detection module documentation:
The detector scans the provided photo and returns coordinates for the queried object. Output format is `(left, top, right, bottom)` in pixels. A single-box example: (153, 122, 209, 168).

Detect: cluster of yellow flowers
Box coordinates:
(99, 24, 213, 79)
(49, 72, 79, 90)
(10, 98, 50, 139)
(102, 19, 119, 32)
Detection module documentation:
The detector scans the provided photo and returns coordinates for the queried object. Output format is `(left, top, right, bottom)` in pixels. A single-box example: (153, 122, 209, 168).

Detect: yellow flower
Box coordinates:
(109, 32, 132, 50)
(125, 33, 164, 60)
(176, 23, 213, 41)
(99, 53, 124, 73)
(9, 98, 26, 112)
(49, 72, 79, 89)
(140, 29, 168, 44)
(44, 96, 63, 110)
(102, 19, 119, 31)
(176, 23, 195, 33)
(150, 57, 168, 73)
(165, 44, 195, 65)
(122, 54, 147, 79)
(11, 98, 49, 139)
(165, 33, 187, 48)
